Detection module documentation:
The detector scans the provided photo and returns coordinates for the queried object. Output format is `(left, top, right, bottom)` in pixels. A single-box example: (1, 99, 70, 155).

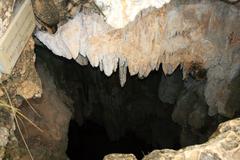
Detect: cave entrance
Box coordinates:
(35, 45, 215, 160)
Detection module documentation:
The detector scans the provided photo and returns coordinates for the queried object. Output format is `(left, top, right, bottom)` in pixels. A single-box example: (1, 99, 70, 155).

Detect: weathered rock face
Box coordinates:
(31, 1, 240, 159)
(0, 37, 42, 159)
(31, 0, 67, 27)
(35, 0, 240, 118)
(0, 0, 25, 38)
(0, 0, 14, 38)
(171, 78, 213, 146)
(142, 118, 240, 160)
(1, 0, 240, 160)
(36, 45, 240, 160)
(0, 37, 42, 100)
(104, 154, 137, 160)
(0, 36, 71, 160)
(18, 58, 72, 160)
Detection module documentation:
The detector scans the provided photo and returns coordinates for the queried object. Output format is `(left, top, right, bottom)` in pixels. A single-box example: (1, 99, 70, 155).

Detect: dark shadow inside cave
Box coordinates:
(34, 45, 223, 160)
(66, 119, 155, 160)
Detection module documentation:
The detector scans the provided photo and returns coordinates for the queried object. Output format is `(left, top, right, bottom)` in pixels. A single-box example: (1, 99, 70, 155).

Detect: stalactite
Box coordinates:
(75, 54, 88, 66)
(119, 59, 127, 87)
(99, 59, 103, 72)
(35, 1, 240, 117)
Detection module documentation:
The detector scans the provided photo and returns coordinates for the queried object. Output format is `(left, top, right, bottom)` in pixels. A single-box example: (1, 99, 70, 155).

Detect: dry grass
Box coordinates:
(0, 86, 43, 160)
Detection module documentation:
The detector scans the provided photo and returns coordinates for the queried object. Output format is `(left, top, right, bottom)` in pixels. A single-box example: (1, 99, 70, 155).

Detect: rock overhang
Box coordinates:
(35, 0, 240, 117)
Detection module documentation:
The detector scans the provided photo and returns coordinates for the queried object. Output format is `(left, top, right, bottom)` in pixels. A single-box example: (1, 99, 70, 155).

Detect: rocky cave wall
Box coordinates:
(37, 42, 240, 144)
(0, 40, 239, 159)
(33, 0, 240, 154)
(32, 0, 240, 159)
(35, 43, 240, 160)
(36, 46, 182, 148)
(0, 0, 240, 160)
(0, 38, 73, 159)
(34, 0, 240, 118)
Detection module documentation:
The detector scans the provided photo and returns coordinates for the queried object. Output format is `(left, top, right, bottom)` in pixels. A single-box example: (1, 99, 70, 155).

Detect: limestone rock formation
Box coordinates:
(0, 0, 240, 159)
(104, 154, 137, 160)
(35, 0, 240, 117)
(142, 118, 240, 160)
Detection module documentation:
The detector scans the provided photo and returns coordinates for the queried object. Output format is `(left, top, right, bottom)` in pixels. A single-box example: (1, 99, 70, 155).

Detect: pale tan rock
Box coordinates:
(0, 127, 10, 147)
(16, 80, 41, 99)
(5, 37, 43, 100)
(103, 154, 137, 160)
(0, 89, 4, 97)
(0, 0, 14, 38)
(36, 1, 238, 78)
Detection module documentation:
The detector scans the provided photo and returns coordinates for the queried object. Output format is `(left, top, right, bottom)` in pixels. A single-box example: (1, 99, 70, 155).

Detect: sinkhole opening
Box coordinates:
(35, 45, 224, 160)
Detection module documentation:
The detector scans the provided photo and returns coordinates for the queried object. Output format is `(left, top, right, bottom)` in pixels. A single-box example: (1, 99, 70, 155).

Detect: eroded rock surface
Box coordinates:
(0, 0, 14, 38)
(35, 0, 240, 117)
(142, 118, 240, 160)
(0, 37, 42, 159)
(104, 154, 137, 160)
(0, 0, 239, 160)
(18, 59, 72, 160)
(31, 0, 67, 27)
(0, 36, 72, 159)
(0, 37, 42, 100)
(0, 0, 24, 38)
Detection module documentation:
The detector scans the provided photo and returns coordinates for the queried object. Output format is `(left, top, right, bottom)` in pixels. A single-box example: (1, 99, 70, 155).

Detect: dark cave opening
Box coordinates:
(34, 45, 225, 160)
(66, 119, 155, 160)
